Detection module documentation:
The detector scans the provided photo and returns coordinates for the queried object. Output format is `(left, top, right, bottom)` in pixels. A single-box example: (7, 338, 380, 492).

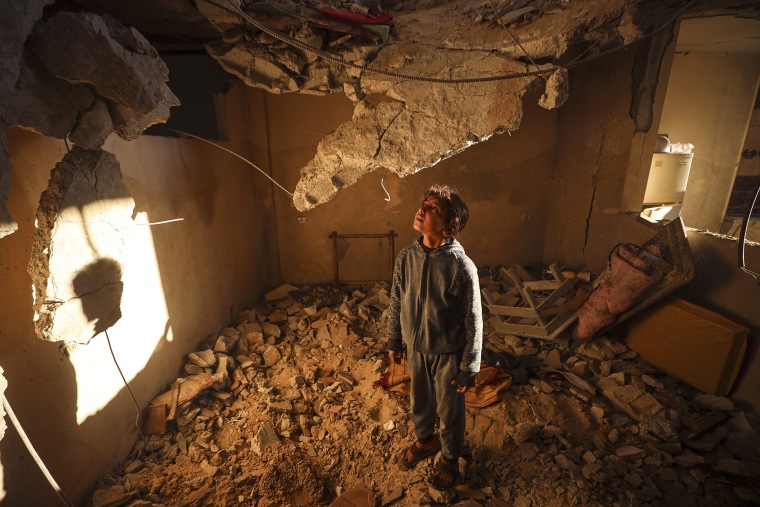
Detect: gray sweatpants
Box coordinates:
(407, 350, 465, 462)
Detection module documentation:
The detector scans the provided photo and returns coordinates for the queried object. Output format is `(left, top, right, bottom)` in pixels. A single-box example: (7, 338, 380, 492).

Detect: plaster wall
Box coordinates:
(676, 230, 760, 414)
(658, 52, 760, 231)
(0, 125, 264, 504)
(257, 89, 559, 283)
(543, 49, 648, 271)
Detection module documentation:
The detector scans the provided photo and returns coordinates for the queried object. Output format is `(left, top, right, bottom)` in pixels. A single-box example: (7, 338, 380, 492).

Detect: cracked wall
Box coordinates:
(28, 147, 134, 344)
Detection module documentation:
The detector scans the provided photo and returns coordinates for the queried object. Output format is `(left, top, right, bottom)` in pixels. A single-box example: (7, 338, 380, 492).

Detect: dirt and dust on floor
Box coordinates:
(89, 269, 760, 507)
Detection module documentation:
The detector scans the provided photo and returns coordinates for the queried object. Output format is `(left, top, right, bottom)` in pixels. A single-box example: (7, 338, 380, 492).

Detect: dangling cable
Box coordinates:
(380, 168, 391, 202)
(163, 128, 294, 197)
(104, 330, 146, 441)
(1, 394, 74, 507)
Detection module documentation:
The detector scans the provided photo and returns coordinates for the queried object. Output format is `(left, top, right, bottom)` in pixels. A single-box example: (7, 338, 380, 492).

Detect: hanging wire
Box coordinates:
(201, 0, 555, 83)
(163, 128, 294, 197)
(1, 395, 74, 507)
(487, 1, 546, 82)
(135, 218, 185, 226)
(104, 330, 146, 441)
(201, 0, 698, 86)
(380, 168, 391, 201)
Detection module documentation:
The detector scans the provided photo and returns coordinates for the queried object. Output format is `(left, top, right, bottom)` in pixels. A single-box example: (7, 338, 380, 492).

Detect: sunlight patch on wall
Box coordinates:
(73, 210, 171, 425)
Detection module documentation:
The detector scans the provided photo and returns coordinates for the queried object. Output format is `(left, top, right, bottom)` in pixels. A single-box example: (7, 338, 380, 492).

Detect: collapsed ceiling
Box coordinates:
(1, 0, 758, 342)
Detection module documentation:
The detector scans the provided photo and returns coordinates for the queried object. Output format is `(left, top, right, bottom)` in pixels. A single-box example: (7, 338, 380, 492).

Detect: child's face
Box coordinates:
(414, 195, 449, 239)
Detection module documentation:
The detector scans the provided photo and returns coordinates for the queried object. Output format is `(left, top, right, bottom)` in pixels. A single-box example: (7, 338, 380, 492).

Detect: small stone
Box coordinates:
(615, 446, 645, 459)
(608, 428, 620, 444)
(674, 450, 705, 467)
(642, 375, 665, 389)
(543, 348, 562, 369)
(263, 345, 282, 367)
(352, 344, 369, 359)
(693, 393, 734, 411)
(189, 349, 216, 368)
(251, 422, 279, 456)
(590, 405, 605, 422)
(381, 487, 404, 506)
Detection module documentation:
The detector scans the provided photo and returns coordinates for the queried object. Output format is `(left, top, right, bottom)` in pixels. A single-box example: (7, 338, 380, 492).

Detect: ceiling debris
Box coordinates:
(28, 147, 135, 344)
(89, 280, 760, 506)
(0, 1, 179, 240)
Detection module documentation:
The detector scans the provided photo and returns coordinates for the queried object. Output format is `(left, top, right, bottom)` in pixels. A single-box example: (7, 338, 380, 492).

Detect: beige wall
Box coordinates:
(543, 49, 650, 271)
(259, 89, 559, 283)
(677, 230, 760, 413)
(658, 52, 760, 231)
(0, 126, 265, 504)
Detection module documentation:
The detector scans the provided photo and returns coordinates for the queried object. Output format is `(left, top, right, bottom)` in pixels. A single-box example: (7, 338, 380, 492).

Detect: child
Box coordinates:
(386, 184, 483, 488)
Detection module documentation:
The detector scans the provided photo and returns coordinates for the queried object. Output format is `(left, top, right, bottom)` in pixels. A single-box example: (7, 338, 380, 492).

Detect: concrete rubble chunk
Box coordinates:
(538, 67, 569, 110)
(177, 373, 217, 405)
(2, 51, 95, 139)
(87, 277, 756, 505)
(263, 345, 282, 367)
(265, 283, 299, 302)
(189, 349, 216, 368)
(0, 0, 52, 97)
(693, 393, 734, 412)
(92, 485, 135, 507)
(28, 147, 134, 343)
(68, 99, 113, 150)
(251, 421, 279, 456)
(30, 12, 179, 116)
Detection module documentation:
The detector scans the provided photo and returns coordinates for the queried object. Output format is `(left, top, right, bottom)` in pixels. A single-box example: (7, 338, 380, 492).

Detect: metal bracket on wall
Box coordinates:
(329, 230, 397, 284)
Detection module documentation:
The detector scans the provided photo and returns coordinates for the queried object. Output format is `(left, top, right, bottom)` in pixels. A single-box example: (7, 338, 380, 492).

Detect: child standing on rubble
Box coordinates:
(386, 184, 483, 489)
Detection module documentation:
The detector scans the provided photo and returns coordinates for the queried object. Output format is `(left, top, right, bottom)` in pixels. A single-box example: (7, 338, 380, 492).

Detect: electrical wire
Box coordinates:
(202, 0, 555, 83)
(162, 128, 294, 197)
(135, 218, 185, 226)
(201, 0, 698, 85)
(1, 394, 74, 507)
(487, 1, 546, 82)
(104, 330, 146, 441)
(380, 168, 390, 201)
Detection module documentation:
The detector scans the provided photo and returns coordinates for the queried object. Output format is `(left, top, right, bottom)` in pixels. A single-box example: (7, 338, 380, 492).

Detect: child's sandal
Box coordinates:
(398, 438, 440, 471)
(427, 458, 459, 489)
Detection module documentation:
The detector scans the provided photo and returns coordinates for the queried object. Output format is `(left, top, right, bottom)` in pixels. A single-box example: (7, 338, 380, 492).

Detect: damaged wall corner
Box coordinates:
(28, 147, 134, 344)
(0, 130, 18, 238)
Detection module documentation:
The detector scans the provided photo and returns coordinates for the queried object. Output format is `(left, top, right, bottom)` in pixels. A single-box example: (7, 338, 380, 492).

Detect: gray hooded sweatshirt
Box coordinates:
(387, 237, 483, 385)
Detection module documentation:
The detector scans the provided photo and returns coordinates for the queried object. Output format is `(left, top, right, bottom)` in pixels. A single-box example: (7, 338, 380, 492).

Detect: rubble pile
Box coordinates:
(90, 275, 760, 507)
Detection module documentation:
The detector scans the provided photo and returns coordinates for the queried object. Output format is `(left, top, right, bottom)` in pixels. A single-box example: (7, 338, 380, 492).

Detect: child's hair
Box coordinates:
(423, 184, 470, 235)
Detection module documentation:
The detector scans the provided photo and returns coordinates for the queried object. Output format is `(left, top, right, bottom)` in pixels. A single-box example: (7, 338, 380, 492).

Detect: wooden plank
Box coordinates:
(486, 304, 538, 318)
(481, 288, 495, 306)
(523, 280, 561, 291)
(495, 322, 549, 338)
(548, 263, 565, 283)
(535, 279, 574, 312)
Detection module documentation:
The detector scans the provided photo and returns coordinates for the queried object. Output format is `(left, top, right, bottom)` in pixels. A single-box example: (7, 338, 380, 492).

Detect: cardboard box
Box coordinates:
(626, 297, 748, 396)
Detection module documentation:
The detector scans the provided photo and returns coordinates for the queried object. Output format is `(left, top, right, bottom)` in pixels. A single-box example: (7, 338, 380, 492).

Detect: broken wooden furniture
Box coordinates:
(482, 263, 580, 340)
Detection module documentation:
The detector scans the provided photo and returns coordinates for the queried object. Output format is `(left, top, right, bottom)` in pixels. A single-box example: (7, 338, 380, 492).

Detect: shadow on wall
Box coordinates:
(73, 258, 124, 340)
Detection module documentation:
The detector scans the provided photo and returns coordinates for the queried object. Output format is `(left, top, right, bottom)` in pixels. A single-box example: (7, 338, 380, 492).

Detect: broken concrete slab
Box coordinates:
(28, 147, 134, 343)
(1, 51, 95, 139)
(68, 99, 113, 150)
(0, 0, 52, 97)
(30, 12, 178, 116)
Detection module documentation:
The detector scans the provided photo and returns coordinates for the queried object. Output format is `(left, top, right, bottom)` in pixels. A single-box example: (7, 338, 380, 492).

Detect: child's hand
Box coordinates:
(451, 380, 469, 393)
